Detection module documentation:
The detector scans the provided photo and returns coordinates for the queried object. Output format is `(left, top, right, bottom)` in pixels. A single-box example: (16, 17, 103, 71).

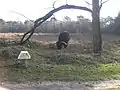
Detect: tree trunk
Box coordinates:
(92, 0, 102, 54)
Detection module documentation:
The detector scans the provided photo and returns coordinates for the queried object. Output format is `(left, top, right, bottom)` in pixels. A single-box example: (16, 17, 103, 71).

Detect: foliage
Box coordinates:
(0, 16, 92, 33)
(103, 12, 120, 34)
(0, 11, 120, 35)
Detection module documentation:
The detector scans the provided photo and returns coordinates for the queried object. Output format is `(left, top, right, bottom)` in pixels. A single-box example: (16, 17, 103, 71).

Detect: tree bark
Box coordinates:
(92, 0, 102, 54)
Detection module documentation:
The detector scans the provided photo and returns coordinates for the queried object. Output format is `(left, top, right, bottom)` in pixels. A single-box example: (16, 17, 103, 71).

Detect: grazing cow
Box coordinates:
(56, 31, 70, 49)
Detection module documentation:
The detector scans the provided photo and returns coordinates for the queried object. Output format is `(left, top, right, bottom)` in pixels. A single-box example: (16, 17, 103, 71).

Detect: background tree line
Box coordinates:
(0, 13, 120, 34)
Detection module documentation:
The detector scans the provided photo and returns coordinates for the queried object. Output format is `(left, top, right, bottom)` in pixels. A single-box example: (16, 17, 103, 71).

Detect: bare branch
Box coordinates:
(20, 4, 92, 44)
(66, 0, 68, 4)
(102, 0, 110, 4)
(99, 0, 110, 10)
(100, 0, 103, 4)
(52, 1, 57, 9)
(9, 11, 32, 22)
(35, 4, 92, 27)
(52, 1, 57, 17)
(84, 0, 92, 6)
(43, 7, 53, 9)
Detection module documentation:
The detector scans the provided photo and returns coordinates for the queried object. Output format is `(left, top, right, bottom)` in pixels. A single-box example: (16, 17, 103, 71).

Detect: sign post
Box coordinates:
(18, 51, 31, 68)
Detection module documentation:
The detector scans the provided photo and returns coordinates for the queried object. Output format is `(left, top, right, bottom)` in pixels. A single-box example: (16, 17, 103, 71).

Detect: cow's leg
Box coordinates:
(56, 41, 62, 49)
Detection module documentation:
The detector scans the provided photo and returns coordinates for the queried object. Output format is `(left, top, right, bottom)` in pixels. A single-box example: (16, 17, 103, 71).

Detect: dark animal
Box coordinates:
(56, 31, 70, 49)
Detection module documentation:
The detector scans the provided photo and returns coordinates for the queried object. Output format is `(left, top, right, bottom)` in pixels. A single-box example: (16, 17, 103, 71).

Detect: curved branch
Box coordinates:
(52, 1, 57, 9)
(20, 4, 92, 44)
(35, 4, 92, 24)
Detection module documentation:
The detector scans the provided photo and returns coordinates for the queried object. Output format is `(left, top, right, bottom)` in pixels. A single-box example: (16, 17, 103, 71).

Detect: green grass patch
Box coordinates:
(5, 63, 120, 82)
(103, 88, 120, 90)
(0, 40, 120, 82)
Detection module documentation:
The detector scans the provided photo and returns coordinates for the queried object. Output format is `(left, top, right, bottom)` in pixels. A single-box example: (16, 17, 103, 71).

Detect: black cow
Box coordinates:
(56, 31, 70, 49)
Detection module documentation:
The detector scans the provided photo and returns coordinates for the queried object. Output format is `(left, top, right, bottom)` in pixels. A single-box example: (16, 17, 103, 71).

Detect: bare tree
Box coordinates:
(20, 5, 92, 44)
(92, 0, 102, 53)
(92, 0, 110, 54)
(20, 0, 110, 54)
(84, 0, 110, 54)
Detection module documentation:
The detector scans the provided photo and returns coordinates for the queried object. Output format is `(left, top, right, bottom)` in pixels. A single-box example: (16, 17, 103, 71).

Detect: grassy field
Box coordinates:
(0, 39, 120, 83)
(0, 33, 120, 83)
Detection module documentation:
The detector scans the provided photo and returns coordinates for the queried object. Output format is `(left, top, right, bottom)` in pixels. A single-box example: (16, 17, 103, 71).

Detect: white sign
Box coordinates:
(18, 51, 31, 59)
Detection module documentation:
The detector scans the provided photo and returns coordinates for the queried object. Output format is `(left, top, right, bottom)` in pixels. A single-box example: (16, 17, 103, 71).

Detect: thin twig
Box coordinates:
(99, 0, 110, 10)
(52, 1, 57, 9)
(66, 0, 68, 4)
(9, 11, 33, 22)
(84, 0, 92, 5)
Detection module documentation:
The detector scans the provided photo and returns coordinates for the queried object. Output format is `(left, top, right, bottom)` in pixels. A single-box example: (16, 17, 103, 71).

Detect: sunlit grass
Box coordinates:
(6, 63, 120, 82)
(103, 88, 120, 90)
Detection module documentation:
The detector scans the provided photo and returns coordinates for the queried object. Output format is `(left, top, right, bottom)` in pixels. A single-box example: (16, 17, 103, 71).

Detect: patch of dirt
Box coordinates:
(1, 33, 120, 42)
(0, 80, 120, 90)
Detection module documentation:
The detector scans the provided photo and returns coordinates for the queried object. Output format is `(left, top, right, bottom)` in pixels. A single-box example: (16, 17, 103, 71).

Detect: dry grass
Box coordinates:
(0, 33, 23, 39)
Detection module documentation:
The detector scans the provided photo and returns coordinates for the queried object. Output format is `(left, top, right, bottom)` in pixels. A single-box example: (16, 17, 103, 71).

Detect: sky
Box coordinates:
(0, 0, 120, 22)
